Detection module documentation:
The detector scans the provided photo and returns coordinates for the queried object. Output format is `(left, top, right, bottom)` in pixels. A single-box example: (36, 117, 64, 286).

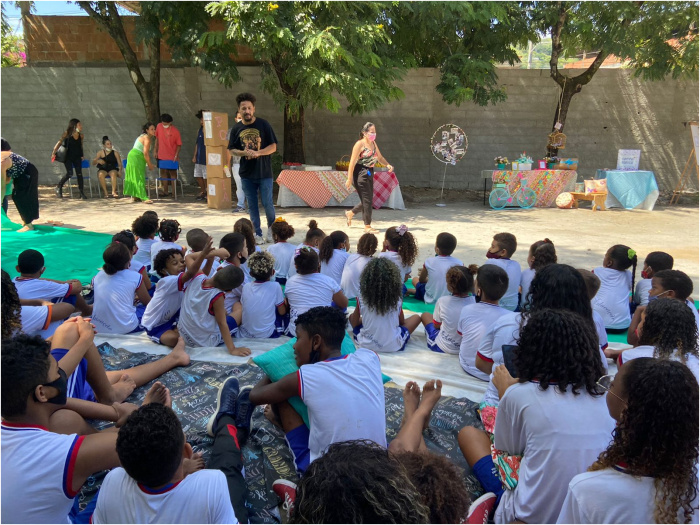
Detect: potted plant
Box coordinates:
(545, 156, 557, 169)
(494, 156, 508, 169)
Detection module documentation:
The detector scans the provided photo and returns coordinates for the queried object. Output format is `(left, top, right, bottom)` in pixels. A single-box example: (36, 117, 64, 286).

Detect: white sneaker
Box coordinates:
(266, 227, 274, 243)
(255, 234, 264, 245)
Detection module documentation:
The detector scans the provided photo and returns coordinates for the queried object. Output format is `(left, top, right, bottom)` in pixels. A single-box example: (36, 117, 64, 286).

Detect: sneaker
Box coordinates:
(255, 234, 264, 245)
(266, 227, 274, 243)
(206, 376, 240, 437)
(466, 492, 497, 524)
(273, 479, 297, 515)
(234, 386, 254, 430)
(233, 206, 246, 213)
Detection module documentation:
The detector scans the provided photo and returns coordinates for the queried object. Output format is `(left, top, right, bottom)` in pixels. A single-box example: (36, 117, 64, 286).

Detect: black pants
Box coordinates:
(12, 163, 40, 224)
(351, 165, 374, 226)
(210, 414, 249, 523)
(58, 159, 83, 191)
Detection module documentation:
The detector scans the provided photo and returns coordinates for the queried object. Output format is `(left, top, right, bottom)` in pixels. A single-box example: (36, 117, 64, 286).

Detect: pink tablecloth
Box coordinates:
(491, 170, 577, 207)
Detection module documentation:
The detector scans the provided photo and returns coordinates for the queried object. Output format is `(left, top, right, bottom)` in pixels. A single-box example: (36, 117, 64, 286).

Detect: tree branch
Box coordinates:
(549, 1, 568, 87)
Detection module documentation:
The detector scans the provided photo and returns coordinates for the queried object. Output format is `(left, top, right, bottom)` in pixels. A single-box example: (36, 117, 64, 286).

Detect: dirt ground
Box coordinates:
(8, 184, 700, 300)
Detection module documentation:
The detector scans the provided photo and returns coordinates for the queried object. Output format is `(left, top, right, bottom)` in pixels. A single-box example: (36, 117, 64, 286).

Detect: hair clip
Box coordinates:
(395, 224, 408, 236)
(274, 216, 286, 223)
(627, 249, 636, 260)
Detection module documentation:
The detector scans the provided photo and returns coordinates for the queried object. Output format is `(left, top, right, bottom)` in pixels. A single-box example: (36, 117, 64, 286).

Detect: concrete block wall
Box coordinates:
(1, 66, 697, 191)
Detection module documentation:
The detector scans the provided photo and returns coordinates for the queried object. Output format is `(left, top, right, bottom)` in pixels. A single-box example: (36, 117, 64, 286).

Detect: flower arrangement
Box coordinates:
(516, 152, 533, 165)
(544, 156, 558, 164)
(494, 156, 509, 166)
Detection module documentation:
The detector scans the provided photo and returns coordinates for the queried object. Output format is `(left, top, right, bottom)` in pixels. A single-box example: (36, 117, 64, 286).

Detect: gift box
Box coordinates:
(584, 179, 607, 194)
(553, 158, 579, 170)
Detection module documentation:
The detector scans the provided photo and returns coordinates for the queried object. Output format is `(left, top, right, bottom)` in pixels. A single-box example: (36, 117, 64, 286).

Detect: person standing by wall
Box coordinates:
(93, 136, 122, 198)
(226, 111, 246, 213)
(124, 123, 155, 205)
(154, 113, 182, 198)
(2, 138, 40, 231)
(192, 110, 208, 202)
(227, 93, 277, 244)
(52, 118, 86, 199)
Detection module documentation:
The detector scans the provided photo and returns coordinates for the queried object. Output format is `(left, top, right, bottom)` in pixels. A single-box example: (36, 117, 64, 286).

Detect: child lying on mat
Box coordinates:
(411, 232, 462, 304)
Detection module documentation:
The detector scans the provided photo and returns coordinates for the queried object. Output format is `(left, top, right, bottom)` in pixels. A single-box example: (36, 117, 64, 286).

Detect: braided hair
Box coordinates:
(158, 219, 181, 243)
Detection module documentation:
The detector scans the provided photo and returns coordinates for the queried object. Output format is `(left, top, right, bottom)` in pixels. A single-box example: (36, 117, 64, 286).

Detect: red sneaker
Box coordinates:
(466, 492, 497, 524)
(272, 478, 297, 515)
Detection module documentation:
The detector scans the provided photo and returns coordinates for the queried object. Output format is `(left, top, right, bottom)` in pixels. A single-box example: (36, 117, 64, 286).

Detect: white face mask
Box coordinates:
(162, 124, 171, 129)
(105, 147, 113, 152)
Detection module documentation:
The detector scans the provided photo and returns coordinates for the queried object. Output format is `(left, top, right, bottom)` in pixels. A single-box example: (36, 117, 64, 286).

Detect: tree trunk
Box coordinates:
(283, 103, 305, 164)
(547, 82, 579, 157)
(146, 37, 161, 123)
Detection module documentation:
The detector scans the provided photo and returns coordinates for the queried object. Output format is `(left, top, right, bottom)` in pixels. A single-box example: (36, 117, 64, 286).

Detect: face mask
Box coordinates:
(641, 269, 651, 279)
(238, 253, 247, 265)
(163, 124, 171, 129)
(486, 250, 502, 260)
(648, 290, 670, 302)
(366, 133, 376, 141)
(105, 147, 113, 152)
(34, 368, 68, 406)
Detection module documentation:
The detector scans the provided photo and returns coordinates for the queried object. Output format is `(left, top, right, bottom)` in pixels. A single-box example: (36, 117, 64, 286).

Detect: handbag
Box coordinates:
(54, 139, 67, 163)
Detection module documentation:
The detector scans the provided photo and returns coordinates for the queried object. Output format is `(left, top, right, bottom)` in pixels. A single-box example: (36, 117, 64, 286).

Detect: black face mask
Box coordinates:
(34, 368, 68, 406)
(238, 253, 247, 265)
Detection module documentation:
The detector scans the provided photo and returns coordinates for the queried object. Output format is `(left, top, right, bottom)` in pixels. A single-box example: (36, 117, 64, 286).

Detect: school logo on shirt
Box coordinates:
(240, 128, 262, 151)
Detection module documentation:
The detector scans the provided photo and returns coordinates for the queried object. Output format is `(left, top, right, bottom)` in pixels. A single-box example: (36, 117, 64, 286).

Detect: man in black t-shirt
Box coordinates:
(227, 93, 278, 244)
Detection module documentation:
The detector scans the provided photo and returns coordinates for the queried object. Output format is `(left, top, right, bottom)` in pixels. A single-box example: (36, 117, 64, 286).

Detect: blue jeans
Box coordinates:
(241, 177, 275, 237)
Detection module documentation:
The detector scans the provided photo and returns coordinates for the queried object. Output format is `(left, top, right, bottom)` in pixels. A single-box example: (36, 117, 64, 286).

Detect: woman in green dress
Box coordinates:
(124, 122, 155, 204)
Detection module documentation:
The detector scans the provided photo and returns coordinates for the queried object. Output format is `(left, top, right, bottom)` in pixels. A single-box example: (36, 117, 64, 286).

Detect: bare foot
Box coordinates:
(169, 337, 191, 367)
(111, 374, 137, 402)
(400, 381, 421, 428)
(183, 452, 205, 476)
(264, 404, 282, 429)
(417, 379, 443, 430)
(143, 199, 153, 204)
(17, 224, 35, 232)
(142, 381, 172, 407)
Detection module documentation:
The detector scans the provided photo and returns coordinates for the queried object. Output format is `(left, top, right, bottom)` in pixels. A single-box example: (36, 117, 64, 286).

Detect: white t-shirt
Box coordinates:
(1, 423, 83, 524)
(687, 298, 700, 328)
(150, 240, 184, 269)
(284, 273, 340, 337)
(298, 348, 387, 462)
(483, 258, 521, 311)
(557, 467, 699, 524)
(267, 241, 297, 279)
(13, 277, 71, 301)
(92, 467, 237, 524)
(341, 253, 372, 300)
(141, 273, 188, 331)
(287, 243, 319, 279)
(591, 267, 632, 329)
(378, 251, 412, 282)
(20, 305, 62, 338)
(592, 309, 609, 352)
(356, 297, 406, 353)
(458, 302, 512, 381)
(422, 255, 463, 304)
(239, 280, 285, 338)
(218, 261, 251, 313)
(634, 277, 652, 306)
(134, 237, 157, 268)
(620, 345, 700, 382)
(91, 269, 143, 334)
(519, 268, 535, 309)
(478, 312, 520, 406)
(494, 382, 616, 525)
(432, 295, 475, 354)
(320, 249, 349, 286)
(178, 274, 226, 348)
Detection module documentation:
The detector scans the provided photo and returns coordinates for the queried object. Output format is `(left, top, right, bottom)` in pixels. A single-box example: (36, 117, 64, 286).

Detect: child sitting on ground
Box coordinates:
(177, 264, 251, 356)
(185, 228, 220, 277)
(91, 242, 151, 335)
(341, 233, 377, 300)
(113, 229, 152, 292)
(350, 257, 421, 353)
(150, 219, 186, 270)
(577, 269, 610, 354)
(131, 212, 160, 271)
(411, 232, 463, 304)
(234, 217, 261, 279)
(249, 306, 387, 474)
(483, 232, 521, 311)
(421, 266, 476, 354)
(14, 249, 92, 316)
(239, 251, 287, 338)
(218, 232, 250, 314)
(633, 251, 673, 306)
(319, 230, 350, 286)
(284, 248, 347, 337)
(592, 244, 637, 331)
(519, 238, 556, 310)
(267, 217, 296, 285)
(287, 220, 325, 279)
(378, 224, 418, 295)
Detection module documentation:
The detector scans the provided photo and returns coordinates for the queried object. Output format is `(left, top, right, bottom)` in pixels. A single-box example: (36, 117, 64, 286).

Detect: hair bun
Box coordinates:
(308, 220, 318, 229)
(102, 136, 109, 142)
(467, 264, 479, 275)
(543, 238, 552, 244)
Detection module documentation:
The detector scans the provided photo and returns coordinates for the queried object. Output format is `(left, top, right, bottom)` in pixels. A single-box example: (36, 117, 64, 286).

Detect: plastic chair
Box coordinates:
(96, 159, 124, 198)
(156, 159, 184, 200)
(68, 159, 94, 198)
(122, 158, 152, 200)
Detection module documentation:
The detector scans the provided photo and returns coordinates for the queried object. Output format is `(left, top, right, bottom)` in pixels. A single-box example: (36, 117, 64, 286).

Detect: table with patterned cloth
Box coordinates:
(594, 169, 659, 211)
(490, 170, 577, 208)
(276, 169, 405, 209)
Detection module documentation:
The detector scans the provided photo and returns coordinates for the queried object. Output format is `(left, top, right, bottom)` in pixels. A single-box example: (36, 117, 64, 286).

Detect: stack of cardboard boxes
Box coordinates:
(203, 111, 231, 210)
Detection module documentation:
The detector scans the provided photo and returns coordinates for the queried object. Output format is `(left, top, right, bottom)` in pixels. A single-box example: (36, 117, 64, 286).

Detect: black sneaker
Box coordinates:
(233, 385, 255, 445)
(206, 376, 240, 437)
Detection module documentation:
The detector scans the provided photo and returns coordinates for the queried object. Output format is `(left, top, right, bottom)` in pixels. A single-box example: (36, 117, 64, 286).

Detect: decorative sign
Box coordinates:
(207, 152, 222, 166)
(430, 124, 468, 164)
(617, 149, 641, 171)
(208, 183, 216, 196)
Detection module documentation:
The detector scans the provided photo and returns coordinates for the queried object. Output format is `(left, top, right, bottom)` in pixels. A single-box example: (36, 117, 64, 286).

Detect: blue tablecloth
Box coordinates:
(595, 169, 659, 210)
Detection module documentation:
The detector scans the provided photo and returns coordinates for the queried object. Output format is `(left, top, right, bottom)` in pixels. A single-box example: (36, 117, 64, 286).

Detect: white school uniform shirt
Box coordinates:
(494, 382, 616, 525)
(1, 422, 84, 524)
(178, 274, 226, 348)
(592, 309, 609, 352)
(20, 305, 62, 338)
(298, 348, 387, 462)
(687, 298, 700, 328)
(620, 345, 700, 382)
(378, 251, 412, 282)
(13, 277, 71, 301)
(356, 297, 407, 353)
(320, 249, 350, 286)
(92, 467, 237, 524)
(218, 260, 251, 313)
(478, 312, 520, 406)
(239, 280, 285, 338)
(634, 277, 652, 306)
(519, 268, 535, 309)
(591, 267, 632, 329)
(133, 237, 157, 268)
(141, 273, 189, 331)
(341, 253, 372, 300)
(284, 272, 340, 337)
(422, 255, 463, 303)
(482, 258, 521, 311)
(184, 248, 221, 278)
(267, 241, 297, 279)
(150, 240, 184, 269)
(458, 302, 512, 381)
(91, 269, 143, 334)
(287, 243, 320, 278)
(557, 467, 699, 524)
(432, 295, 475, 354)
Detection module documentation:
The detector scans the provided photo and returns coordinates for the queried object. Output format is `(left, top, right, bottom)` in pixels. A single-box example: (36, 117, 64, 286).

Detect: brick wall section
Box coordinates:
(1, 66, 697, 191)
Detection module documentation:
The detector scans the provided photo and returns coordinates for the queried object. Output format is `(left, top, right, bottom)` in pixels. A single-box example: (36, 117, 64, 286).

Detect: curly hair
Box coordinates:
(2, 269, 24, 340)
(356, 233, 378, 256)
(234, 218, 256, 256)
(158, 219, 181, 243)
(247, 251, 275, 281)
(531, 241, 557, 271)
(515, 309, 605, 396)
(493, 232, 517, 257)
(590, 358, 699, 524)
(102, 242, 132, 276)
(117, 403, 185, 488)
(294, 247, 320, 275)
(131, 214, 159, 239)
(607, 244, 637, 293)
(304, 220, 325, 245)
(112, 230, 136, 251)
(654, 270, 693, 301)
(290, 440, 431, 524)
(296, 306, 347, 349)
(385, 226, 418, 268)
(153, 248, 184, 278)
(319, 230, 348, 264)
(1, 334, 52, 418)
(236, 92, 256, 107)
(271, 218, 295, 242)
(360, 257, 402, 316)
(446, 265, 474, 296)
(393, 451, 471, 524)
(638, 298, 698, 360)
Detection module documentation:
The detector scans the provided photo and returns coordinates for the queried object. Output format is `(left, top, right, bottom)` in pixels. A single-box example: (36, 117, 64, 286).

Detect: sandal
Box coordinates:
(364, 227, 379, 234)
(344, 211, 353, 227)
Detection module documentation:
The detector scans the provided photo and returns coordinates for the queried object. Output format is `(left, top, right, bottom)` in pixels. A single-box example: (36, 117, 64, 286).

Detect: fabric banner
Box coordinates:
(491, 170, 577, 207)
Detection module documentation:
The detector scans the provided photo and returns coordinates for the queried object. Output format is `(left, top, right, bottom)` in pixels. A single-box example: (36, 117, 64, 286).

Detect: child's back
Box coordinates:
(239, 280, 285, 338)
(287, 243, 319, 279)
(19, 304, 62, 338)
(483, 258, 521, 311)
(13, 277, 71, 302)
(355, 296, 407, 353)
(91, 268, 142, 334)
(341, 253, 372, 299)
(141, 273, 187, 333)
(150, 240, 183, 269)
(431, 294, 475, 354)
(133, 237, 156, 268)
(378, 250, 411, 284)
(421, 255, 462, 303)
(267, 241, 296, 280)
(458, 302, 512, 380)
(320, 249, 349, 286)
(178, 274, 224, 348)
(591, 266, 632, 329)
(285, 272, 339, 336)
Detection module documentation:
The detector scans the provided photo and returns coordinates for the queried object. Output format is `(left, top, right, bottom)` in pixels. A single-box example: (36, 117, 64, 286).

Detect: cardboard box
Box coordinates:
(202, 111, 229, 147)
(207, 178, 232, 210)
(206, 146, 226, 179)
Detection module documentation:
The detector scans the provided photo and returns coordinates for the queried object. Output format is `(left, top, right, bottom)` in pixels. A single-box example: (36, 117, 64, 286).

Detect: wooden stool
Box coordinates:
(570, 191, 607, 211)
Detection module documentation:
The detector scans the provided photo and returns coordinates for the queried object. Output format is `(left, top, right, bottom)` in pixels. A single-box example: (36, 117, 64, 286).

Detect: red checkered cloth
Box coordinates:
(373, 171, 398, 209)
(276, 170, 332, 208)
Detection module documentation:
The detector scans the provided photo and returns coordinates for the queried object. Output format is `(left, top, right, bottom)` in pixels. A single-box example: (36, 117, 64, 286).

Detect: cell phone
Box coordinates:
(501, 344, 519, 377)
